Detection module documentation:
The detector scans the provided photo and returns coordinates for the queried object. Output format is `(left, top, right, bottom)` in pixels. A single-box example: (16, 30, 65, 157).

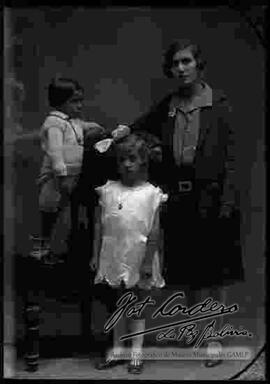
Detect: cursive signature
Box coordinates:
(102, 291, 253, 347)
(156, 319, 253, 349)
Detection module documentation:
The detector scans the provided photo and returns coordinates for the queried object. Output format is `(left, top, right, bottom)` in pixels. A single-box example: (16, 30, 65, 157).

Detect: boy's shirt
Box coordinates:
(39, 110, 103, 178)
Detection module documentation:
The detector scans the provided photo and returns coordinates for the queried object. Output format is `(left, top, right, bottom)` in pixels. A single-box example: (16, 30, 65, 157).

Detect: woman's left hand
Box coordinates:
(219, 204, 233, 219)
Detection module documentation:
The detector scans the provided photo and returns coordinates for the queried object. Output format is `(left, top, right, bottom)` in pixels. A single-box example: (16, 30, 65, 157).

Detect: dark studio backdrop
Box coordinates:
(4, 6, 265, 355)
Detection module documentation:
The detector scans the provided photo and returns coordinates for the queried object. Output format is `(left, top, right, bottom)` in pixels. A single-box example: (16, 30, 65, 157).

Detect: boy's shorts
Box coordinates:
(38, 175, 79, 212)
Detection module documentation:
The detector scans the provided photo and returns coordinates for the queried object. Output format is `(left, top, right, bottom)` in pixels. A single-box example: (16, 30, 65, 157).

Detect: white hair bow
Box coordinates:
(94, 124, 130, 153)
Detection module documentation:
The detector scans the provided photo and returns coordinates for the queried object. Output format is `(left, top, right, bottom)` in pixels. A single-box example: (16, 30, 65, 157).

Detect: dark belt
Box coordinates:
(177, 179, 221, 194)
(178, 180, 193, 193)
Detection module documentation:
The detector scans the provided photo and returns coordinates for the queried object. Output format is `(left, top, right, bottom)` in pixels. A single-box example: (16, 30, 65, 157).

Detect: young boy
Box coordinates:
(30, 77, 105, 263)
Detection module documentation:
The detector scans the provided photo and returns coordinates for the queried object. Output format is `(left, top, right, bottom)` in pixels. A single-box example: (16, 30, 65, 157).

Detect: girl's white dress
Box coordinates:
(94, 180, 168, 289)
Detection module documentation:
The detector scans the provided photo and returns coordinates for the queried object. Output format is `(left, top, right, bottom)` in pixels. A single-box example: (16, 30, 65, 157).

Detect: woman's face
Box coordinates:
(170, 47, 199, 87)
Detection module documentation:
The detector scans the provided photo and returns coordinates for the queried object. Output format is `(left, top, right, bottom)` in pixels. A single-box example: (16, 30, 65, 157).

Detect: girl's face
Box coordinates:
(117, 147, 146, 185)
(61, 90, 84, 118)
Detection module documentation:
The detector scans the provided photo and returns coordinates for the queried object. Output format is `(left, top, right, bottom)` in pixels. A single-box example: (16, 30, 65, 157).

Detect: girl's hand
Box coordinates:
(89, 256, 98, 271)
(139, 263, 153, 290)
(140, 262, 152, 280)
(111, 124, 130, 140)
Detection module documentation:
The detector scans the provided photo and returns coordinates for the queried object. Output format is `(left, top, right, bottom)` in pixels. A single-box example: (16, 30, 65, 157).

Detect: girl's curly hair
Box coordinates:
(115, 131, 162, 165)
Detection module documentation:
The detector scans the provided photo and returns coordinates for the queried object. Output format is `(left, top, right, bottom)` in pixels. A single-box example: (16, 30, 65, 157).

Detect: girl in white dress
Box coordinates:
(90, 133, 167, 374)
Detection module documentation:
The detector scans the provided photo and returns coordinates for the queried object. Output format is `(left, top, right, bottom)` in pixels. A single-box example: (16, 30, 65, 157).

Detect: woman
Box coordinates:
(129, 39, 244, 367)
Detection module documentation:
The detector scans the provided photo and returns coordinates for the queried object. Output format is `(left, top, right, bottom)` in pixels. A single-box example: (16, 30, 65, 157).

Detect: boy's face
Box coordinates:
(62, 90, 84, 118)
(117, 147, 144, 183)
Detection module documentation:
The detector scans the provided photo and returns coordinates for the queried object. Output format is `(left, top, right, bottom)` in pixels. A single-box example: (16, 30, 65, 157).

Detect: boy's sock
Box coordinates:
(29, 235, 50, 260)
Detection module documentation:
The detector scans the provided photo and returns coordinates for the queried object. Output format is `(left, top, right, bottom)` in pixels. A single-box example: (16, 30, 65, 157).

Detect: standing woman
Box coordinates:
(130, 39, 244, 367)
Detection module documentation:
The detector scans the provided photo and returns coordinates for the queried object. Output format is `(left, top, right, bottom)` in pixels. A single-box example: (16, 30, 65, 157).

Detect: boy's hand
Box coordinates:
(56, 176, 72, 194)
(84, 123, 107, 145)
(56, 176, 78, 196)
(111, 124, 130, 140)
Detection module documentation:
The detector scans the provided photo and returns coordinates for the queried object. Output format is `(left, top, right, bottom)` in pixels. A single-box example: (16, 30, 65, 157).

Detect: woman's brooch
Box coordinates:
(168, 108, 177, 118)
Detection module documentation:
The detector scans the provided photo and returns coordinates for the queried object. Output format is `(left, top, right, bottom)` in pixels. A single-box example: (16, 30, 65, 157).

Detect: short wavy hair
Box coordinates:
(162, 39, 206, 78)
(48, 77, 83, 108)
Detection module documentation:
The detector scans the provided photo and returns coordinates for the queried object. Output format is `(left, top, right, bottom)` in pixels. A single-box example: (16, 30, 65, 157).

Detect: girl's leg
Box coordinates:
(109, 315, 128, 359)
(129, 318, 145, 358)
(95, 286, 127, 370)
(127, 318, 145, 374)
(127, 288, 146, 374)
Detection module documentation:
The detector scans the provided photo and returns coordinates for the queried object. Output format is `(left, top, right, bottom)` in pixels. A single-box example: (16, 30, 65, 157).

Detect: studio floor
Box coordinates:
(12, 349, 265, 380)
(6, 258, 266, 380)
(6, 309, 266, 381)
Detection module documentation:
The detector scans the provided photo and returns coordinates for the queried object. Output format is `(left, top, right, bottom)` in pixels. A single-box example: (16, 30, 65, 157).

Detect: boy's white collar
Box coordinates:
(49, 110, 69, 120)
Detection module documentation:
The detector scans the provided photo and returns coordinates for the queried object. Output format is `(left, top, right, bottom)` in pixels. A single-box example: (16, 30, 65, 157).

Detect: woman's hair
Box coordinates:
(48, 77, 83, 108)
(162, 39, 206, 78)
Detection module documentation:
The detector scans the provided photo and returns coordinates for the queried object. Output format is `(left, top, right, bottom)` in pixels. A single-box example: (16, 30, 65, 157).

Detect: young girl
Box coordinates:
(30, 77, 105, 263)
(90, 133, 167, 374)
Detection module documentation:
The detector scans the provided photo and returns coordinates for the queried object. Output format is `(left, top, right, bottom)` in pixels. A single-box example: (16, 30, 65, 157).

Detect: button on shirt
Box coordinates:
(170, 83, 212, 167)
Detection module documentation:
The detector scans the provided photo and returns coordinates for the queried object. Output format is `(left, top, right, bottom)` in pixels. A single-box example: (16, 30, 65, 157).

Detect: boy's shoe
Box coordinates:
(95, 357, 126, 370)
(29, 235, 60, 265)
(127, 359, 144, 374)
(29, 235, 51, 260)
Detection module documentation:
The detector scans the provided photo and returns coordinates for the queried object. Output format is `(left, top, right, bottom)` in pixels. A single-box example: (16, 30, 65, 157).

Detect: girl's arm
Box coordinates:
(140, 208, 160, 278)
(90, 203, 102, 271)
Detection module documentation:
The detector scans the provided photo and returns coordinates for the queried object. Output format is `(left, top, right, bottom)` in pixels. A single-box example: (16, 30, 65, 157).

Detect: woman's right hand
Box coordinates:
(111, 124, 130, 140)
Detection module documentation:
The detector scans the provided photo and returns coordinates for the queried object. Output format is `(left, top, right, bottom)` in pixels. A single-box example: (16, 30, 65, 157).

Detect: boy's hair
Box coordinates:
(48, 77, 83, 108)
(162, 39, 206, 78)
(115, 131, 161, 165)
